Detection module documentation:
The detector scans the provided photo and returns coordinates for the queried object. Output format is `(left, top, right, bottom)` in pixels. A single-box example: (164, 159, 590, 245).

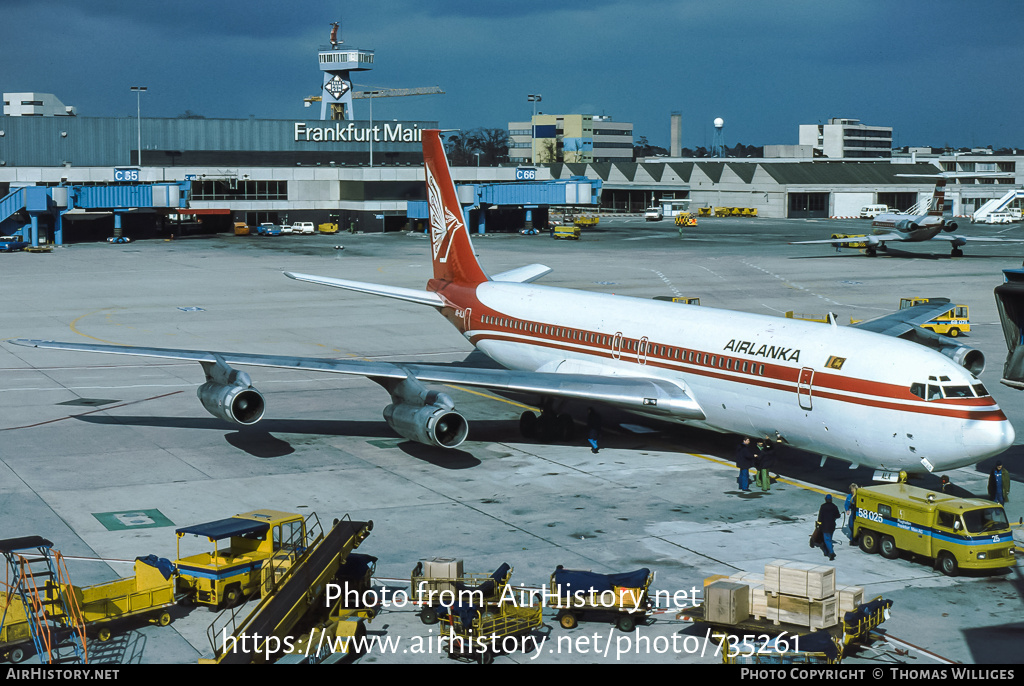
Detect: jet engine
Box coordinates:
(900, 327, 984, 376)
(942, 221, 958, 232)
(197, 359, 265, 425)
(895, 219, 919, 232)
(383, 401, 468, 448)
(378, 376, 468, 448)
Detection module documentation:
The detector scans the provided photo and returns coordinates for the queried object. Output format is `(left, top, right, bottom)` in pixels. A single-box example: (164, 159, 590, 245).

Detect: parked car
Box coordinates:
(280, 223, 294, 234)
(293, 222, 316, 234)
(644, 207, 663, 221)
(256, 223, 281, 236)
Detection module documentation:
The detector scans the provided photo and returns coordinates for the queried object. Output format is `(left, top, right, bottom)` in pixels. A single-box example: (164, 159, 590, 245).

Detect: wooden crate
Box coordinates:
(764, 560, 835, 600)
(422, 557, 463, 579)
(705, 581, 750, 626)
(766, 594, 839, 630)
(835, 584, 865, 614)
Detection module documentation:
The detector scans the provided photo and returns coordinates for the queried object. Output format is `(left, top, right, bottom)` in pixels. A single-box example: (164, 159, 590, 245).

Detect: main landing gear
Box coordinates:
(520, 406, 576, 443)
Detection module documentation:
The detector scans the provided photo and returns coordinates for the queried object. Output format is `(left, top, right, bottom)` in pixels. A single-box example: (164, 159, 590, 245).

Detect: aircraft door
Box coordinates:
(611, 332, 623, 360)
(638, 336, 649, 365)
(797, 367, 814, 410)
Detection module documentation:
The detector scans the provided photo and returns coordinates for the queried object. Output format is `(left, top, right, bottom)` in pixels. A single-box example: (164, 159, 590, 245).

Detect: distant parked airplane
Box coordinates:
(793, 178, 1023, 256)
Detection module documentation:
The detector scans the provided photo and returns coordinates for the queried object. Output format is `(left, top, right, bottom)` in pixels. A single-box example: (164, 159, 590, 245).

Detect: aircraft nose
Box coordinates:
(966, 418, 1015, 458)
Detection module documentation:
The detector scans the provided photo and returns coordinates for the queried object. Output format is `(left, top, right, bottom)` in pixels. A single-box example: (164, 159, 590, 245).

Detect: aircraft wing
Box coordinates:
(8, 339, 705, 420)
(850, 299, 954, 336)
(790, 233, 903, 246)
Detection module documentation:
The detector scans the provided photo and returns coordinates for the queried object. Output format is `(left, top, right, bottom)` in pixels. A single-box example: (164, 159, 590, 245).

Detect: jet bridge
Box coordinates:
(0, 180, 191, 246)
(407, 177, 602, 234)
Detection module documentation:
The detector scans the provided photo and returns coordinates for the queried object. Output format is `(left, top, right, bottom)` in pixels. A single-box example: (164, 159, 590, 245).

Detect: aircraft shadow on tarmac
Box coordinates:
(74, 414, 484, 467)
(74, 410, 1017, 493)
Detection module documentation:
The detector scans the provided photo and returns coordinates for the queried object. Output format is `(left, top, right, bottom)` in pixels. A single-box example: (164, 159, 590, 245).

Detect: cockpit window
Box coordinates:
(912, 380, 984, 401)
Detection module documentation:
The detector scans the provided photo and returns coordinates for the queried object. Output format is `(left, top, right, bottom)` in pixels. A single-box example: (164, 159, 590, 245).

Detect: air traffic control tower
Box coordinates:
(318, 24, 374, 121)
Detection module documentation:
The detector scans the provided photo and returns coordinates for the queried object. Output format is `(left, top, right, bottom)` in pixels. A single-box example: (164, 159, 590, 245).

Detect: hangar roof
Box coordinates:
(549, 160, 938, 189)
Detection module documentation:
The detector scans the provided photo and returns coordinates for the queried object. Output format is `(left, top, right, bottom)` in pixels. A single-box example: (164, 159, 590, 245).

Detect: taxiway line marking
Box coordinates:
(0, 391, 183, 431)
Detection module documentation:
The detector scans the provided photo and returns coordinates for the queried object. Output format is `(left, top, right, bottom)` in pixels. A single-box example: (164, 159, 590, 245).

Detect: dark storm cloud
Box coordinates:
(3, 0, 1022, 148)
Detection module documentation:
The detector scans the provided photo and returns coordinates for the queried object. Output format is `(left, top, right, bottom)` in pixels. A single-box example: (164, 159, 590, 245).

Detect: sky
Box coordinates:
(3, 0, 1023, 151)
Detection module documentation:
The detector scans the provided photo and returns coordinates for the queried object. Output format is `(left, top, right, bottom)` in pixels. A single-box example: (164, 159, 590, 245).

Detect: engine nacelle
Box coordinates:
(196, 359, 265, 425)
(901, 327, 985, 376)
(945, 345, 985, 376)
(383, 401, 468, 448)
(942, 221, 958, 232)
(197, 380, 266, 425)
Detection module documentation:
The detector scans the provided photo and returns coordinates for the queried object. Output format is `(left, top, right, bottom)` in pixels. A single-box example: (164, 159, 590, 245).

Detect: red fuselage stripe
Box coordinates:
(464, 326, 1004, 422)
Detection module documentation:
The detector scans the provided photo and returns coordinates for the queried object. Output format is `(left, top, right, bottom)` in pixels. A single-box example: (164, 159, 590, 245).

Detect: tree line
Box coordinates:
(444, 128, 510, 166)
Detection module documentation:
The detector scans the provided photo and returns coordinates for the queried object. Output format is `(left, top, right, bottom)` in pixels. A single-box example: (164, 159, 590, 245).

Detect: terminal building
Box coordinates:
(507, 114, 634, 164)
(798, 118, 893, 159)
(2, 27, 1022, 243)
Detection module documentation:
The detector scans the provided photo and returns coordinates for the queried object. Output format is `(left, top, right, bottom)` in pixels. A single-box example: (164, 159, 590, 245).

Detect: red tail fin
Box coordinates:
(927, 178, 947, 217)
(422, 130, 488, 286)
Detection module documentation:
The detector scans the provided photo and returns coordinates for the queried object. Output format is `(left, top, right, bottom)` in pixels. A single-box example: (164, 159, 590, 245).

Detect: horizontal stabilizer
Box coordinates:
(283, 272, 445, 307)
(490, 264, 552, 284)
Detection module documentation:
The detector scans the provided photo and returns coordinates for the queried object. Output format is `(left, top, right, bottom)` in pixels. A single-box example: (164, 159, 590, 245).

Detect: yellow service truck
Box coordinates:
(175, 510, 313, 609)
(852, 483, 1015, 576)
(899, 297, 970, 337)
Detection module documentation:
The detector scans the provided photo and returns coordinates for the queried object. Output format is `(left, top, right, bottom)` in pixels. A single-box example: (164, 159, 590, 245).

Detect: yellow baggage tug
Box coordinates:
(175, 510, 310, 609)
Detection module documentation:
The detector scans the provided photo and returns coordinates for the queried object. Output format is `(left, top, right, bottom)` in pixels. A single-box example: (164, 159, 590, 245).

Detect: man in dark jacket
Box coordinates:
(988, 462, 1010, 504)
(817, 495, 840, 561)
(735, 437, 754, 492)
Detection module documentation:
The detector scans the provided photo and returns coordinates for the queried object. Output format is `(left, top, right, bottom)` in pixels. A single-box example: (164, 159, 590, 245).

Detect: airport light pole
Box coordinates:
(130, 86, 147, 167)
(366, 90, 380, 167)
(527, 94, 541, 163)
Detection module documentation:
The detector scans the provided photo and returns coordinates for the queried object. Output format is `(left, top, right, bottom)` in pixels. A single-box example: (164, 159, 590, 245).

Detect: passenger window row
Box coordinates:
(478, 315, 768, 377)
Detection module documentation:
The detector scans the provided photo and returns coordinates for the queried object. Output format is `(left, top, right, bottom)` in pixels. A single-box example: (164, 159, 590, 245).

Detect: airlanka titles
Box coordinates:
(724, 339, 801, 363)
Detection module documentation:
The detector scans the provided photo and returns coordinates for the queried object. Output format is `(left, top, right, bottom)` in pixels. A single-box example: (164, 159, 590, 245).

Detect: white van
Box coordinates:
(860, 204, 889, 219)
(986, 212, 1015, 224)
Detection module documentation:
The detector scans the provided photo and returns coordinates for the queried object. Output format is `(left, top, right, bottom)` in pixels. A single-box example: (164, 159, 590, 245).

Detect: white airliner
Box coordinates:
(10, 132, 1015, 475)
(793, 178, 1022, 256)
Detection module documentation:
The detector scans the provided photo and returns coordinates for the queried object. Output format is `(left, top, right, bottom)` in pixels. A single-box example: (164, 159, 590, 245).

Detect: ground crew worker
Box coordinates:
(586, 407, 602, 454)
(817, 495, 840, 561)
(988, 462, 1010, 504)
(735, 437, 754, 492)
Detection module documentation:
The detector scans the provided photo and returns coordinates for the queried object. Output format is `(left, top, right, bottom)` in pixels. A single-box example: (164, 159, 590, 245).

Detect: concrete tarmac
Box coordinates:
(1, 216, 1022, 665)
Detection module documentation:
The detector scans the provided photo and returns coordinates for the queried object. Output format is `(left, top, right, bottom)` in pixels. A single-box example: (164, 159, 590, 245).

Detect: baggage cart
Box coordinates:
(410, 561, 511, 625)
(444, 603, 543, 664)
(553, 225, 581, 240)
(684, 595, 892, 663)
(548, 566, 653, 632)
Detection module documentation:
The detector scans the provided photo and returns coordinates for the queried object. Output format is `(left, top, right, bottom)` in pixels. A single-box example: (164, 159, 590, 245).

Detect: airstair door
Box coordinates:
(797, 367, 814, 410)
